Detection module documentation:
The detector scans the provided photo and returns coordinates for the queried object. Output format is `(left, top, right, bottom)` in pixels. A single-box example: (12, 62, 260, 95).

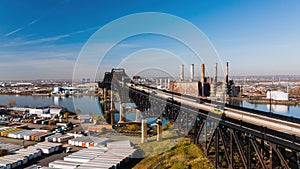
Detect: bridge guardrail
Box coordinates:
(224, 103, 300, 124)
(141, 83, 300, 125)
(222, 115, 300, 150)
(129, 85, 300, 151)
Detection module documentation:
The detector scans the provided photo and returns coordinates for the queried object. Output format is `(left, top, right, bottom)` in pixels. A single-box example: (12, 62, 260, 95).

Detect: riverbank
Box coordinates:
(240, 98, 299, 106)
(0, 93, 99, 97)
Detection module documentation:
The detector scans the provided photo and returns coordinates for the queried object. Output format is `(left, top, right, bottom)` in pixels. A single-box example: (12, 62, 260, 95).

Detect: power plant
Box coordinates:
(170, 62, 240, 101)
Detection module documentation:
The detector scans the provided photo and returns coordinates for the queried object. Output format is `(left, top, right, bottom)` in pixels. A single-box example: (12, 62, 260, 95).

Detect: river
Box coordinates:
(0, 95, 100, 114)
(1, 95, 299, 120)
(0, 95, 155, 123)
(242, 101, 300, 118)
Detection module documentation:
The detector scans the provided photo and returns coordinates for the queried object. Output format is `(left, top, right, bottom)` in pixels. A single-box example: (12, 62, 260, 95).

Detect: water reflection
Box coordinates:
(266, 104, 289, 113)
(1, 95, 299, 120)
(243, 101, 300, 118)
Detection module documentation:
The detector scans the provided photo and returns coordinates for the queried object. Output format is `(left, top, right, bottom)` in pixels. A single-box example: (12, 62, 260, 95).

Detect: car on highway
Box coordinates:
(150, 91, 157, 95)
(167, 97, 174, 102)
(197, 98, 204, 103)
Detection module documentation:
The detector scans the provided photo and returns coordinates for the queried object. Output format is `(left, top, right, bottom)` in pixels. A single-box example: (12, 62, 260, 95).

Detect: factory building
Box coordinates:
(170, 62, 239, 100)
(170, 64, 210, 97)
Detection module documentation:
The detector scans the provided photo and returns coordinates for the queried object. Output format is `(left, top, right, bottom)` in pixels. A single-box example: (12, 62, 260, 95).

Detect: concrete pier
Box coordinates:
(118, 102, 126, 123)
(103, 88, 107, 111)
(156, 118, 162, 141)
(135, 109, 141, 122)
(141, 119, 148, 143)
(110, 90, 114, 111)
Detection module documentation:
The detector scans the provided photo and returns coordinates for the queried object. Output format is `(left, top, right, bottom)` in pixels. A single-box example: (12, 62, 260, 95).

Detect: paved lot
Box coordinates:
(0, 120, 143, 168)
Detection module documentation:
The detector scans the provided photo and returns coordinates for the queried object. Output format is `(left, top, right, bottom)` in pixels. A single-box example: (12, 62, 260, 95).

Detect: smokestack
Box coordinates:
(214, 63, 218, 84)
(160, 79, 162, 86)
(226, 62, 229, 84)
(201, 64, 205, 97)
(180, 64, 184, 81)
(201, 64, 205, 84)
(164, 79, 167, 88)
(190, 64, 194, 82)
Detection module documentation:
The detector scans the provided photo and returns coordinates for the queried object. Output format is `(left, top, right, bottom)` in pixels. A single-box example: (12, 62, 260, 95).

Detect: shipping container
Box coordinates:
(48, 160, 80, 169)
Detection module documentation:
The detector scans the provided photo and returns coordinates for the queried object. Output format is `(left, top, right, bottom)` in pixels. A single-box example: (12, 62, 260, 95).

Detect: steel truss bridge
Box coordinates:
(99, 69, 300, 169)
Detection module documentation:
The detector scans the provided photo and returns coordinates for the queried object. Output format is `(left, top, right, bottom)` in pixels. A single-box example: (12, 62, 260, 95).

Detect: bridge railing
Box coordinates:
(136, 83, 300, 124)
(222, 115, 300, 151)
(225, 103, 300, 124)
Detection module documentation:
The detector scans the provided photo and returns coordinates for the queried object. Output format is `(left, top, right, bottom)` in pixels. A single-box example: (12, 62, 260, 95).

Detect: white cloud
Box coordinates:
(5, 27, 24, 37)
(3, 26, 98, 47)
(28, 18, 40, 25)
(22, 34, 71, 45)
(4, 18, 41, 37)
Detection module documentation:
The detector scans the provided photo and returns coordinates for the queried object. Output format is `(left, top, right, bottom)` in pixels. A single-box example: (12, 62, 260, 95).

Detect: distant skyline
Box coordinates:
(1, 0, 300, 80)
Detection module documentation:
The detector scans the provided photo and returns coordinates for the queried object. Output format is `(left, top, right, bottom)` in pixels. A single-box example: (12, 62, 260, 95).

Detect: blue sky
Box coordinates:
(1, 0, 300, 80)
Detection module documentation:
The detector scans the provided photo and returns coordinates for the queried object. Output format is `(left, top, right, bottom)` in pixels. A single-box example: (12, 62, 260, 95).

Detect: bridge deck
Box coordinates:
(132, 84, 300, 138)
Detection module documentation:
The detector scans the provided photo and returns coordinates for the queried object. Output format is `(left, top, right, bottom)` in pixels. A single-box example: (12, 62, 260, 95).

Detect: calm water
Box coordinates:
(0, 95, 156, 123)
(0, 95, 101, 115)
(242, 101, 300, 118)
(2, 95, 299, 121)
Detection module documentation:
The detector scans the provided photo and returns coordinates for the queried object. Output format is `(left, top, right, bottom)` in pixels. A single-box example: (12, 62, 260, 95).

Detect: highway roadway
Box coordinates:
(130, 84, 300, 137)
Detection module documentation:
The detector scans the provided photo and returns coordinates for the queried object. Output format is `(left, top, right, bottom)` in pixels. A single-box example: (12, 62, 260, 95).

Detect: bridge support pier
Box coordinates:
(103, 88, 107, 111)
(110, 90, 114, 111)
(215, 128, 219, 168)
(270, 143, 273, 168)
(229, 130, 233, 169)
(110, 90, 115, 125)
(141, 119, 147, 143)
(247, 136, 251, 169)
(118, 102, 126, 123)
(135, 109, 141, 122)
(157, 118, 162, 141)
(297, 152, 300, 168)
(110, 111, 115, 125)
(205, 121, 207, 148)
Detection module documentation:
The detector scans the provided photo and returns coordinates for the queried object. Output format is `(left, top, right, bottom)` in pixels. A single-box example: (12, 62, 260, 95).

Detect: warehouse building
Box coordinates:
(266, 91, 289, 101)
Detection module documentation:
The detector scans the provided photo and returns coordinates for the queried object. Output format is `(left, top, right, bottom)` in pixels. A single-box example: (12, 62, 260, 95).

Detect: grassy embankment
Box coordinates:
(133, 135, 214, 169)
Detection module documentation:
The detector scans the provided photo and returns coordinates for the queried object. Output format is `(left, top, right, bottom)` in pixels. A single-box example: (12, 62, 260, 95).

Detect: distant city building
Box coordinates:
(11, 82, 33, 87)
